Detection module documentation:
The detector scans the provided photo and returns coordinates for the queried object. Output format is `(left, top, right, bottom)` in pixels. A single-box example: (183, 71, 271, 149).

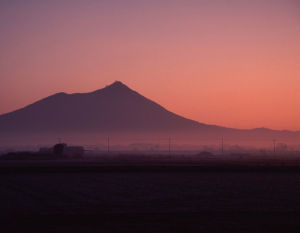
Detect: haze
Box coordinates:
(1, 0, 300, 130)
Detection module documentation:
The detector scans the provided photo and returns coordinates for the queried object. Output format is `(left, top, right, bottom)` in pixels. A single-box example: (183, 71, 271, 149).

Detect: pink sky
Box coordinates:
(0, 0, 300, 130)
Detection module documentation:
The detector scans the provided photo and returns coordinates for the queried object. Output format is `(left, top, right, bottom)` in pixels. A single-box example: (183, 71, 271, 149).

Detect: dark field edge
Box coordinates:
(1, 212, 300, 233)
(2, 164, 300, 174)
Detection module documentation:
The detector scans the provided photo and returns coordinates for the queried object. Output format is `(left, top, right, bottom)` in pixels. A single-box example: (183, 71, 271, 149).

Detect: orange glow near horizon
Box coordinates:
(0, 0, 300, 130)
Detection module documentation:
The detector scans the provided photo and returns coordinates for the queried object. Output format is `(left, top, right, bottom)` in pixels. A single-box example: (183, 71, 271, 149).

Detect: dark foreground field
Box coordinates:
(1, 157, 300, 232)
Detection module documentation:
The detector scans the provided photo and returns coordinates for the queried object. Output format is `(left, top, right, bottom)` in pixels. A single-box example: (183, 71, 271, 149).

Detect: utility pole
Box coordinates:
(273, 139, 276, 153)
(221, 136, 224, 155)
(168, 137, 171, 154)
(107, 136, 110, 153)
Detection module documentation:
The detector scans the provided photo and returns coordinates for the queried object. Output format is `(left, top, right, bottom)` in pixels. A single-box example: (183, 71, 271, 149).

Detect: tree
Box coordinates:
(53, 143, 65, 155)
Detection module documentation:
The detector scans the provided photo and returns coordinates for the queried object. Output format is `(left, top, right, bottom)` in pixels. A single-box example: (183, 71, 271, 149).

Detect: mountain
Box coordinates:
(0, 81, 299, 144)
(0, 81, 217, 132)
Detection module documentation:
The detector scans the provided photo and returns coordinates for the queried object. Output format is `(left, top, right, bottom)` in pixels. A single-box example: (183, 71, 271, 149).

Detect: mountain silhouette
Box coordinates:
(0, 81, 299, 144)
(0, 81, 218, 133)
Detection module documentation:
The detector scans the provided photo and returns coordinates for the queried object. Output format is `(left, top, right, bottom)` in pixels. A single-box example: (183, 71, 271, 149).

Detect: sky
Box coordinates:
(0, 0, 300, 130)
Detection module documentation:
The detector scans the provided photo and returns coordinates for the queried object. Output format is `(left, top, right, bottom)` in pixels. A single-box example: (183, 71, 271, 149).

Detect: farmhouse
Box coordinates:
(39, 143, 84, 157)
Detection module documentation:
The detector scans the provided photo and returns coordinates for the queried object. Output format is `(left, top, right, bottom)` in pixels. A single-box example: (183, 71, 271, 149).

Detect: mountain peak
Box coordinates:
(91, 81, 131, 95)
(107, 81, 127, 89)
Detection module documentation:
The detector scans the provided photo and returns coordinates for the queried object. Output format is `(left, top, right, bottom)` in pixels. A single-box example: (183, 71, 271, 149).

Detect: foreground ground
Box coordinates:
(1, 156, 300, 232)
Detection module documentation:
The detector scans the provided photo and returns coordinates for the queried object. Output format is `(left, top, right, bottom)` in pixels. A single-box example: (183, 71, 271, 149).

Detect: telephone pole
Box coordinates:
(221, 136, 224, 155)
(168, 137, 171, 154)
(107, 136, 110, 153)
(273, 139, 276, 153)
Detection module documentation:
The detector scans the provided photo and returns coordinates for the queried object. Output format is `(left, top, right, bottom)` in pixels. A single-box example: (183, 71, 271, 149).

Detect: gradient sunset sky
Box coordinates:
(0, 0, 299, 130)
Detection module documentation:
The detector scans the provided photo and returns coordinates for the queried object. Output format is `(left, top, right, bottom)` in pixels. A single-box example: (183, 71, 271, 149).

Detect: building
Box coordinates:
(39, 143, 84, 157)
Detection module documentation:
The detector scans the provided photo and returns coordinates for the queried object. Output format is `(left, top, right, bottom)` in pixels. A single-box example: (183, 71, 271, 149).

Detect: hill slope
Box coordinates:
(0, 81, 299, 144)
(0, 81, 220, 133)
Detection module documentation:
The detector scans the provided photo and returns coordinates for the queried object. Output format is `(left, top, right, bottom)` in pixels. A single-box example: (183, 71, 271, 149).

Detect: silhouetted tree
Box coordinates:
(53, 143, 65, 155)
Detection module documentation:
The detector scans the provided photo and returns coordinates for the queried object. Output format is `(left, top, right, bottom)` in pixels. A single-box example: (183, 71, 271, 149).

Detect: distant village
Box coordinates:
(0, 143, 84, 160)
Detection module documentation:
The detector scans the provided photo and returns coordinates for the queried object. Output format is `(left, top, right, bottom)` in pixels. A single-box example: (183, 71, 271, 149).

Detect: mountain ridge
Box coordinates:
(0, 81, 299, 144)
(0, 81, 220, 132)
